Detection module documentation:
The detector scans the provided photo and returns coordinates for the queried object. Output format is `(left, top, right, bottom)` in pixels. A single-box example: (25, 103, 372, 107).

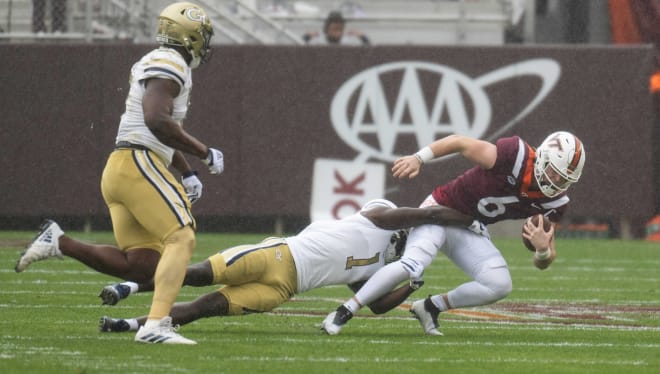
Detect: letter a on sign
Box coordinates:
(310, 159, 385, 222)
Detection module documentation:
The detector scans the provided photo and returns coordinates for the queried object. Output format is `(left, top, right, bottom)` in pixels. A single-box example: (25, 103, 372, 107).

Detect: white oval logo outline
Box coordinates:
(330, 59, 561, 163)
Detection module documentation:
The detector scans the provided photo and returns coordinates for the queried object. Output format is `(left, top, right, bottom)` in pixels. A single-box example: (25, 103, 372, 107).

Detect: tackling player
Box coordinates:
(98, 199, 476, 333)
(321, 131, 586, 336)
(15, 2, 222, 345)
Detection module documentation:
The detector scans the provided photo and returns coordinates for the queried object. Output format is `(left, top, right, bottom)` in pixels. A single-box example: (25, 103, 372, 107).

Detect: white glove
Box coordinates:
(468, 220, 490, 239)
(182, 172, 203, 204)
(203, 148, 224, 174)
(400, 257, 424, 290)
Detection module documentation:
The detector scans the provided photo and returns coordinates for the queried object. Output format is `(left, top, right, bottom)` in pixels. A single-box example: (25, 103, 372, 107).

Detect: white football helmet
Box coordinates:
(360, 199, 397, 211)
(156, 2, 214, 69)
(534, 131, 586, 197)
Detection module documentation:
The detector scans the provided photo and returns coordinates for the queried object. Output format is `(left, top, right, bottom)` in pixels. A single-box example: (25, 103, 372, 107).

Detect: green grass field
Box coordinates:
(1, 231, 658, 374)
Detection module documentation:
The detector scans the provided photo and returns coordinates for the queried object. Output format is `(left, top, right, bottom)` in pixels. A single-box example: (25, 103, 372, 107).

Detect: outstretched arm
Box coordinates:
(392, 135, 497, 179)
(361, 205, 473, 230)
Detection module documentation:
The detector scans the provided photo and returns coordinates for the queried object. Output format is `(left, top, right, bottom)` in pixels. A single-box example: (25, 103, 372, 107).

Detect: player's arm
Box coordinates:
(142, 78, 209, 159)
(392, 135, 497, 179)
(347, 281, 415, 314)
(171, 150, 195, 176)
(362, 205, 473, 230)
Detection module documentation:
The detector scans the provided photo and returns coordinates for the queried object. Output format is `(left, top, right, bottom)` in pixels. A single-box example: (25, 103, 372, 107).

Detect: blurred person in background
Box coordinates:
(303, 10, 370, 46)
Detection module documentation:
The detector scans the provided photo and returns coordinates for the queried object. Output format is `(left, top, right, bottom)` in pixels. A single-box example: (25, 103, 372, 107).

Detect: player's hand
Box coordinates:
(203, 147, 224, 174)
(401, 257, 424, 289)
(392, 155, 421, 179)
(182, 172, 203, 204)
(522, 216, 554, 250)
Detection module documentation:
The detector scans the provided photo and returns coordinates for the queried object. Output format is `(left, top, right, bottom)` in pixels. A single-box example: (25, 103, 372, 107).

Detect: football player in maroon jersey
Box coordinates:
(321, 131, 585, 336)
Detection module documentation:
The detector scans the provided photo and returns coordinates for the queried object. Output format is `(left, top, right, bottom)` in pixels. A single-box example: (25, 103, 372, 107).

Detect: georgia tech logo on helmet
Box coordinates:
(184, 7, 207, 23)
(330, 59, 561, 162)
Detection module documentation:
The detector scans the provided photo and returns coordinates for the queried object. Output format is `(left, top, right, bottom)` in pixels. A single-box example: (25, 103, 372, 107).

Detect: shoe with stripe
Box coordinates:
(134, 316, 196, 345)
(15, 219, 64, 273)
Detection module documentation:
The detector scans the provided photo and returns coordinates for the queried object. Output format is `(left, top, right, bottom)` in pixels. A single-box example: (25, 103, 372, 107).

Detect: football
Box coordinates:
(522, 215, 552, 252)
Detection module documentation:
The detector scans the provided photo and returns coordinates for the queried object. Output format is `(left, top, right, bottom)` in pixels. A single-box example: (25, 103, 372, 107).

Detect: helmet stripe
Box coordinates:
(568, 136, 583, 172)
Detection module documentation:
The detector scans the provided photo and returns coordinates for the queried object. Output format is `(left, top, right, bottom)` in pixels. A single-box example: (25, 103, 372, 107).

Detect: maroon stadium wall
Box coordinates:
(0, 44, 656, 235)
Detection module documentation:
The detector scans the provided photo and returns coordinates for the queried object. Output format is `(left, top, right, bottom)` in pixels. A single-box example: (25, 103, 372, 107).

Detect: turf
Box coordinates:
(1, 231, 658, 373)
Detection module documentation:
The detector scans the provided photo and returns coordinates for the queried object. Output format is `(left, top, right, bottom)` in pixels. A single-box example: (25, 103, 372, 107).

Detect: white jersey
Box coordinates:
(286, 212, 395, 293)
(115, 47, 192, 165)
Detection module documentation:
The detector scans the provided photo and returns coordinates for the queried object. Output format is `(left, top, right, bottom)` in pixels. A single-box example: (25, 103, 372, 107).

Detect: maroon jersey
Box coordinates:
(431, 136, 569, 225)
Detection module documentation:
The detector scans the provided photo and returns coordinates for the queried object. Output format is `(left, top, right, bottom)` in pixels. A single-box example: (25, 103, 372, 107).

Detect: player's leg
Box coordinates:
(107, 148, 197, 344)
(439, 226, 512, 308)
(99, 258, 215, 305)
(190, 242, 296, 316)
(411, 227, 512, 335)
(61, 236, 159, 282)
(100, 290, 229, 332)
(147, 227, 202, 323)
(95, 199, 164, 305)
(15, 216, 159, 280)
(322, 223, 446, 335)
(100, 246, 297, 332)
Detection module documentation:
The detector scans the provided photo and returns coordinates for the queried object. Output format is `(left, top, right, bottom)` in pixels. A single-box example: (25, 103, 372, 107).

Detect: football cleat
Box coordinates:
(99, 284, 131, 305)
(135, 316, 196, 345)
(410, 297, 443, 336)
(320, 305, 353, 335)
(99, 316, 131, 332)
(15, 219, 64, 273)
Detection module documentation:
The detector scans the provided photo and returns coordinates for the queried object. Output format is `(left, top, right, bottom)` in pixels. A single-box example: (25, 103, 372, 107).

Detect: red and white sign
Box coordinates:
(310, 159, 385, 221)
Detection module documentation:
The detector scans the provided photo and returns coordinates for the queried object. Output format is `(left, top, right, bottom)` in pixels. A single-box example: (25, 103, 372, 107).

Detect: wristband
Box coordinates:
(535, 248, 551, 260)
(414, 147, 434, 164)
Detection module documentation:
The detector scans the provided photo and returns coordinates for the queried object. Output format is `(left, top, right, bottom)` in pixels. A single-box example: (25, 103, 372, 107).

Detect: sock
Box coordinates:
(143, 319, 160, 329)
(126, 318, 139, 331)
(343, 297, 361, 314)
(429, 294, 449, 312)
(120, 281, 138, 294)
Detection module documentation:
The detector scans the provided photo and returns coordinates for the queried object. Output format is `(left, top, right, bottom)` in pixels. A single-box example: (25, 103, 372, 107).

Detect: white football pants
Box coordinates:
(353, 198, 512, 309)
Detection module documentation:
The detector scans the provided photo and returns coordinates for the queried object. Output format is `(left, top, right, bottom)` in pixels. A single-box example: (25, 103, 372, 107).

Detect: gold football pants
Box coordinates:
(208, 238, 298, 315)
(101, 148, 195, 252)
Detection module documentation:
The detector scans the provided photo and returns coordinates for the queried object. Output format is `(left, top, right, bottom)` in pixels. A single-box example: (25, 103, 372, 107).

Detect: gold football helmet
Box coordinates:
(156, 2, 214, 69)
